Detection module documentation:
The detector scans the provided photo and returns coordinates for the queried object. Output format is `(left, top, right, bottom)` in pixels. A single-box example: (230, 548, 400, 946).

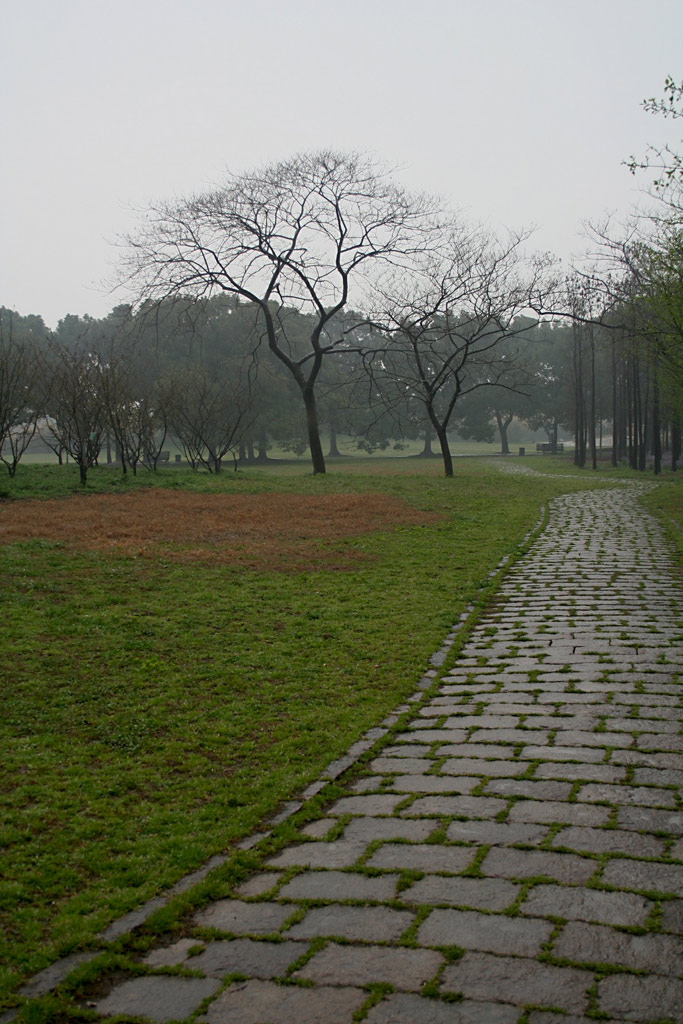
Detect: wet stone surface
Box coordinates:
(71, 486, 683, 1023)
(441, 951, 594, 1013)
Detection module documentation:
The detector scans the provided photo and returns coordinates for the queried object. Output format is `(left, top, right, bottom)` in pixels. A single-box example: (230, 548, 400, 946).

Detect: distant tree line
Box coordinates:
(1, 284, 680, 484)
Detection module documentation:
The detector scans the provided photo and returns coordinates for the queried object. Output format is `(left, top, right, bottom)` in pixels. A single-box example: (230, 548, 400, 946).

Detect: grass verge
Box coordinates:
(639, 472, 683, 567)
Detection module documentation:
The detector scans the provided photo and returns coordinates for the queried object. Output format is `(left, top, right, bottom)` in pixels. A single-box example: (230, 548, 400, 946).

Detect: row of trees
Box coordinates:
(576, 76, 683, 472)
(1, 284, 678, 483)
(0, 301, 262, 481)
(1, 82, 681, 480)
(0, 296, 525, 482)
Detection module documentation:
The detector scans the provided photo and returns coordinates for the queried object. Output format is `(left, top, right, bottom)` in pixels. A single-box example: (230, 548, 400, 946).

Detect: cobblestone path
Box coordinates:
(94, 486, 683, 1023)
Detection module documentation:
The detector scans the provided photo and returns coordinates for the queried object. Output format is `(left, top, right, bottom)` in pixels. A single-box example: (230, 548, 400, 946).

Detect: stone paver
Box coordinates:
(616, 805, 683, 833)
(402, 794, 508, 818)
(285, 904, 413, 942)
(482, 778, 574, 800)
(234, 871, 282, 897)
(480, 846, 597, 883)
(278, 869, 400, 901)
(389, 773, 477, 793)
(364, 993, 519, 1023)
(601, 857, 683, 895)
(295, 942, 443, 990)
(418, 908, 553, 955)
(265, 840, 367, 868)
(77, 485, 683, 1024)
(520, 882, 653, 926)
(367, 842, 475, 873)
(526, 1015, 593, 1024)
(327, 794, 405, 816)
(192, 899, 294, 934)
(95, 977, 221, 1022)
(187, 938, 301, 978)
(446, 820, 548, 845)
(552, 920, 683, 972)
(143, 938, 200, 967)
(597, 974, 683, 1022)
(340, 816, 436, 842)
(506, 798, 612, 826)
(403, 875, 521, 910)
(550, 824, 666, 857)
(440, 756, 527, 776)
(440, 951, 593, 1012)
(661, 898, 683, 932)
(198, 980, 366, 1023)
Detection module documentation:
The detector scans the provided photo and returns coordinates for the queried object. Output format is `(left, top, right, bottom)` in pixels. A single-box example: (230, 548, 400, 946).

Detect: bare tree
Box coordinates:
(40, 343, 107, 484)
(626, 75, 682, 215)
(122, 151, 439, 473)
(0, 315, 43, 477)
(581, 219, 683, 386)
(159, 363, 255, 473)
(95, 333, 170, 475)
(367, 224, 539, 476)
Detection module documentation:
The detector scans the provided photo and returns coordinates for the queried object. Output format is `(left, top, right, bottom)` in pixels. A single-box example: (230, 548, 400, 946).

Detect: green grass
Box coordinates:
(639, 473, 683, 563)
(0, 457, 673, 1009)
(16, 435, 506, 469)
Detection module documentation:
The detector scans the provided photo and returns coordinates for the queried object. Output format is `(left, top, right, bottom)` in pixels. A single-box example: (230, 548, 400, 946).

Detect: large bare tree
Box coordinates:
(122, 151, 439, 473)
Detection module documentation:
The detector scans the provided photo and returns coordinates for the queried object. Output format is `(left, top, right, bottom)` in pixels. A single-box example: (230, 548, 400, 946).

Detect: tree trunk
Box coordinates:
(302, 387, 326, 474)
(653, 370, 661, 476)
(434, 422, 454, 477)
(589, 325, 597, 471)
(551, 419, 559, 454)
(638, 363, 649, 472)
(628, 357, 637, 470)
(672, 418, 681, 472)
(619, 358, 628, 462)
(328, 423, 341, 458)
(419, 426, 434, 456)
(494, 411, 512, 455)
(611, 339, 618, 468)
(573, 323, 586, 468)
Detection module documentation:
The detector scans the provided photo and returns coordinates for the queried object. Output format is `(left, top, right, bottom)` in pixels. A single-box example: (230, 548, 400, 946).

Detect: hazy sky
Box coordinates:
(2, 0, 681, 327)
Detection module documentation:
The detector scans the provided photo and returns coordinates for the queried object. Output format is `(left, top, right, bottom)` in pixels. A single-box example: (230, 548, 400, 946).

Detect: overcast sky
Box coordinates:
(1, 0, 681, 328)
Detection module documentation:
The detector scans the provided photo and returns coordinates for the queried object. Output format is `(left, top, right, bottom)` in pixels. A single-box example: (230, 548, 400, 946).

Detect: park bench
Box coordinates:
(536, 442, 564, 453)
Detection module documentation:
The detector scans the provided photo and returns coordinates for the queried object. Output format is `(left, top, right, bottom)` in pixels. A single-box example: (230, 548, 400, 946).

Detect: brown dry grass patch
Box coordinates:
(0, 489, 441, 570)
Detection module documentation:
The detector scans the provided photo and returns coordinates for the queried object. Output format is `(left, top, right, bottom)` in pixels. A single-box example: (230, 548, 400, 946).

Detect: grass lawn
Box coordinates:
(640, 474, 683, 562)
(0, 456, 678, 1011)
